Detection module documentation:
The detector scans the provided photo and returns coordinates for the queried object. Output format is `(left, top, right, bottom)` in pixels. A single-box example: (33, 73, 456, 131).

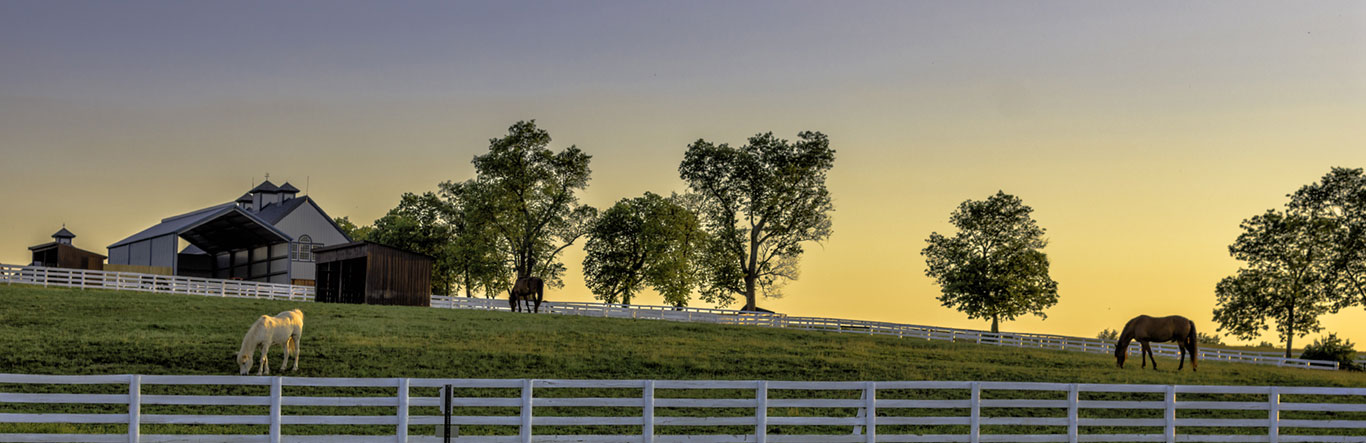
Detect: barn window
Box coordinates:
(293, 235, 315, 262)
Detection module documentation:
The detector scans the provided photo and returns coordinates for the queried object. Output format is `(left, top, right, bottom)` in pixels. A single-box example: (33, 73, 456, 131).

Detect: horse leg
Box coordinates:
(259, 342, 270, 376)
(1177, 341, 1186, 371)
(1141, 341, 1154, 370)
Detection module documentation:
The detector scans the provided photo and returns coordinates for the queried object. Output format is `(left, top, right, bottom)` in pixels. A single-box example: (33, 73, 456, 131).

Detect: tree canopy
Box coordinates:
(678, 131, 835, 310)
(922, 191, 1059, 333)
(582, 192, 706, 306)
(367, 192, 457, 294)
(470, 120, 597, 287)
(1213, 168, 1365, 357)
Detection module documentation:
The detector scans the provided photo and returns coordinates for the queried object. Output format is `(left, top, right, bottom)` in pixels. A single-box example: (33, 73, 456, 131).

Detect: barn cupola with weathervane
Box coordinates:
(52, 226, 75, 245)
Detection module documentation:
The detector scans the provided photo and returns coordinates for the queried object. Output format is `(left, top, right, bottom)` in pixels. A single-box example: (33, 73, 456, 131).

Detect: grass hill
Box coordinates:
(1, 284, 1363, 387)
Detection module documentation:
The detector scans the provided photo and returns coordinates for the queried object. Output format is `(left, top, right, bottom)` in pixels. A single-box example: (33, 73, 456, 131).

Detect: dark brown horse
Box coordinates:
(508, 277, 544, 313)
(1115, 315, 1198, 371)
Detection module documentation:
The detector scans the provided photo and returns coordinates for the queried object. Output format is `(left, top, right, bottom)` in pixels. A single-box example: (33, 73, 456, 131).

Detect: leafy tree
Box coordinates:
(1197, 332, 1226, 346)
(922, 191, 1059, 333)
(582, 192, 706, 306)
(438, 180, 513, 298)
(678, 131, 835, 310)
(1212, 209, 1342, 358)
(1097, 328, 1118, 341)
(470, 120, 597, 287)
(367, 192, 458, 294)
(1288, 168, 1366, 305)
(1300, 333, 1358, 370)
(333, 216, 372, 241)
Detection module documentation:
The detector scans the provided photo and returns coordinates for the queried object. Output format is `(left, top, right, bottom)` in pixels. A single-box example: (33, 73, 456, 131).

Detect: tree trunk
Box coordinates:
(991, 315, 999, 334)
(743, 275, 757, 311)
(1285, 301, 1295, 359)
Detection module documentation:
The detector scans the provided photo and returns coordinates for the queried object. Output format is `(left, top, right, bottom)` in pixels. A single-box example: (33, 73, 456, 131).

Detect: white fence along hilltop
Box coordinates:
(0, 263, 1347, 370)
(3, 373, 1366, 442)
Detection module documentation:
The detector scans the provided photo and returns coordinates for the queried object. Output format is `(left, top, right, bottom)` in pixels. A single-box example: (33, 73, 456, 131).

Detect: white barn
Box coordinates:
(106, 180, 350, 285)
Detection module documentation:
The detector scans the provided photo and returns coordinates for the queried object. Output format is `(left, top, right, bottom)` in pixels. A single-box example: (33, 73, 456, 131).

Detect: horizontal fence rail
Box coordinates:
(1, 263, 314, 302)
(4, 374, 1366, 442)
(1, 263, 1347, 370)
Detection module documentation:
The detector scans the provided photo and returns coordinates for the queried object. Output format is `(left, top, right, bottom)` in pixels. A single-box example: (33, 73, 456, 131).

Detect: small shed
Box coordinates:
(29, 227, 105, 270)
(313, 241, 432, 307)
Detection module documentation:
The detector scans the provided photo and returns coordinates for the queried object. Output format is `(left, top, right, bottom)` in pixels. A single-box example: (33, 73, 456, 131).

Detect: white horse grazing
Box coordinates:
(236, 309, 304, 375)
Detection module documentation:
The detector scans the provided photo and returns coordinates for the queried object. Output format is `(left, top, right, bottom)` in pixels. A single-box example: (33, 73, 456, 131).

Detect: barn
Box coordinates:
(105, 180, 350, 285)
(28, 227, 105, 270)
(314, 241, 433, 307)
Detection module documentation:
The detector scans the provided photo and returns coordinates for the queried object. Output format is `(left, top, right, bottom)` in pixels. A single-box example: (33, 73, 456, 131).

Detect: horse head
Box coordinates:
(236, 352, 253, 375)
(1114, 338, 1129, 368)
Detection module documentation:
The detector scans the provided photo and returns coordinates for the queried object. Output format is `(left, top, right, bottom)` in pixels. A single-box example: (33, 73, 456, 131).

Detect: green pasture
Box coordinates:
(1, 284, 1364, 438)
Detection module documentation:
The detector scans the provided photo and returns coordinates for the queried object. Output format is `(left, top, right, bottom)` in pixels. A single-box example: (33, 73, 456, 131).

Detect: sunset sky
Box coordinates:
(2, 1, 1364, 348)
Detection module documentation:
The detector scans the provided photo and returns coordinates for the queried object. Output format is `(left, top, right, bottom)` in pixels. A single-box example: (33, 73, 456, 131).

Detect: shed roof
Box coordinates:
(52, 227, 76, 239)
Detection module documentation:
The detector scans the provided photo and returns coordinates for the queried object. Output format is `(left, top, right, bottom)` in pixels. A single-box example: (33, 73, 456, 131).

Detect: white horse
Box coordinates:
(236, 309, 304, 375)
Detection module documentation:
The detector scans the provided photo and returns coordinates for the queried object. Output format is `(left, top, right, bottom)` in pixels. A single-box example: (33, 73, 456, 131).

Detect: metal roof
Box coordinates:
(52, 227, 76, 239)
(236, 193, 253, 203)
(108, 204, 292, 254)
(278, 182, 301, 193)
(250, 180, 280, 193)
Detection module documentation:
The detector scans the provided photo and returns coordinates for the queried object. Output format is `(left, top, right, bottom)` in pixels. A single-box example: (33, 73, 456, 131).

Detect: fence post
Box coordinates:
(43, 268, 49, 287)
(270, 376, 282, 443)
(1067, 384, 1078, 443)
(1164, 385, 1175, 443)
(970, 382, 980, 443)
(864, 381, 877, 443)
(1269, 386, 1280, 443)
(520, 379, 533, 443)
(128, 374, 140, 443)
(756, 380, 768, 443)
(643, 380, 655, 443)
(396, 378, 409, 443)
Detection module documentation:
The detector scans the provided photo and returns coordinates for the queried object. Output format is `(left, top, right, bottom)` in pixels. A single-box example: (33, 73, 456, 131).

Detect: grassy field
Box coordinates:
(0, 283, 1362, 386)
(2, 284, 1364, 438)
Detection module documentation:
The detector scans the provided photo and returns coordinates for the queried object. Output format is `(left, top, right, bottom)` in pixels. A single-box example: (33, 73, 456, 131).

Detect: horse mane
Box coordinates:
(238, 315, 270, 357)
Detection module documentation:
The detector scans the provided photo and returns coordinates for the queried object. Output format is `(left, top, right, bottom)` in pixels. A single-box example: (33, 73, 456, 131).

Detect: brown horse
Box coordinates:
(1115, 315, 1198, 371)
(508, 276, 544, 313)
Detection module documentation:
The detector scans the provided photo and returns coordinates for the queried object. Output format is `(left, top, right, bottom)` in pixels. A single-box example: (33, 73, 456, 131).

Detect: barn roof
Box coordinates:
(108, 203, 292, 254)
(250, 180, 280, 193)
(277, 182, 301, 193)
(52, 227, 76, 239)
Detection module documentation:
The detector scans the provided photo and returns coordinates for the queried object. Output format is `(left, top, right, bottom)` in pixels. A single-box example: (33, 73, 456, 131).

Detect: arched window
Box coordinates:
(294, 235, 314, 262)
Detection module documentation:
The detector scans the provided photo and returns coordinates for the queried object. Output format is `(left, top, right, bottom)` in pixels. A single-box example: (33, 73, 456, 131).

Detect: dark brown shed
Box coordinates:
(313, 241, 432, 307)
(28, 227, 105, 270)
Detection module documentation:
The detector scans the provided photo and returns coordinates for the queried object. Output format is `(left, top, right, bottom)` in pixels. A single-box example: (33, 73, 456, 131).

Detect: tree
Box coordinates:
(470, 120, 597, 287)
(1097, 328, 1118, 341)
(1288, 167, 1366, 305)
(678, 131, 835, 310)
(582, 192, 706, 306)
(333, 216, 372, 241)
(1212, 209, 1342, 358)
(367, 192, 457, 294)
(439, 180, 514, 298)
(922, 191, 1059, 333)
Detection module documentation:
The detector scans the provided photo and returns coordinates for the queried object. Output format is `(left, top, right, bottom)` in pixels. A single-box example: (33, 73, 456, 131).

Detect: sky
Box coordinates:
(2, 1, 1364, 349)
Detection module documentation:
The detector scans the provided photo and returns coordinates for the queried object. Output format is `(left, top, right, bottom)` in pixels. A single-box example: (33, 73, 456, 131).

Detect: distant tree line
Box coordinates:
(336, 121, 836, 310)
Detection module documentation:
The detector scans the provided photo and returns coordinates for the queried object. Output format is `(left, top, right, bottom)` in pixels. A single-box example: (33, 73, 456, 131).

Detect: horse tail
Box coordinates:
(1187, 319, 1199, 370)
(535, 277, 544, 302)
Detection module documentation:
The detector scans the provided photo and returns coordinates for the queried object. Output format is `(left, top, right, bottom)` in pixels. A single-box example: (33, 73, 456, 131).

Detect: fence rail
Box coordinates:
(3, 373, 1366, 442)
(0, 263, 314, 301)
(0, 263, 1346, 370)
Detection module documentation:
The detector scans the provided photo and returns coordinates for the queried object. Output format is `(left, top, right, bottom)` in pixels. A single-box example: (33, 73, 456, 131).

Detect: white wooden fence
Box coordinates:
(3, 373, 1366, 442)
(0, 263, 314, 301)
(0, 263, 1345, 370)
